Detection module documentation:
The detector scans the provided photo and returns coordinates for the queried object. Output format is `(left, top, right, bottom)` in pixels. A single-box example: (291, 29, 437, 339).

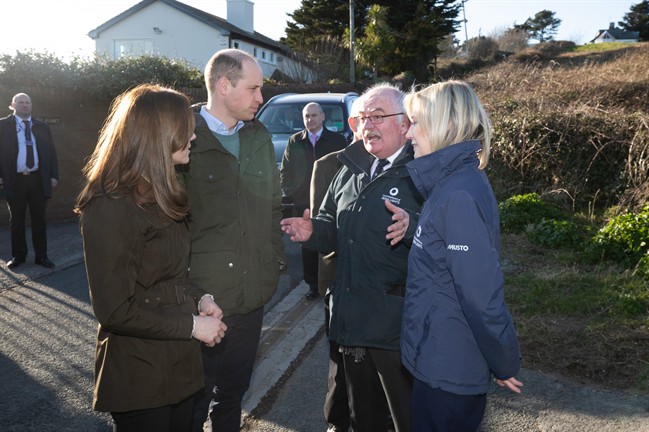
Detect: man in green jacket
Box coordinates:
(181, 49, 286, 432)
(282, 84, 423, 432)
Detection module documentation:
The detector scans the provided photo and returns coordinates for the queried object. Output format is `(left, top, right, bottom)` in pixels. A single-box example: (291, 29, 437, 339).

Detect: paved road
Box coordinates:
(1, 222, 649, 431)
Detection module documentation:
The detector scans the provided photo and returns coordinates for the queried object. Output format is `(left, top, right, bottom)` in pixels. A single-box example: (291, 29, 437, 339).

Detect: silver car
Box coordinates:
(256, 92, 359, 166)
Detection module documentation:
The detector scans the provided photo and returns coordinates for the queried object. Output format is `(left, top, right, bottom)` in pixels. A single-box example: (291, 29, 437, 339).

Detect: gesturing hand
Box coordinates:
(384, 199, 410, 246)
(280, 208, 314, 242)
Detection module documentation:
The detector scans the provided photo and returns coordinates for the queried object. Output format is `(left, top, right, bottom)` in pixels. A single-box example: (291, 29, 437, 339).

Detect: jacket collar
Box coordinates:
(192, 111, 262, 154)
(406, 140, 482, 198)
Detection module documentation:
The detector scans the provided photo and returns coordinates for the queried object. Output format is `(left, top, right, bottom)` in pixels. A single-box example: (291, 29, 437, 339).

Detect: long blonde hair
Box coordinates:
(405, 80, 491, 169)
(75, 84, 194, 220)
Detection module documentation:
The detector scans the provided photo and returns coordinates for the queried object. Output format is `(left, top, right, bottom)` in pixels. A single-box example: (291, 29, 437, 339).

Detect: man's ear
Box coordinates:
(216, 76, 230, 96)
(400, 116, 411, 134)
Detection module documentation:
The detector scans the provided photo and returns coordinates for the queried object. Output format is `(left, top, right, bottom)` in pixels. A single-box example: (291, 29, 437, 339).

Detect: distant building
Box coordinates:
(87, 0, 309, 80)
(590, 22, 639, 44)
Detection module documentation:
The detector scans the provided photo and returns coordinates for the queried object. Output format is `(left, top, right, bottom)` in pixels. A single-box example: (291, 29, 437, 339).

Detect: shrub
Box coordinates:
(587, 205, 649, 266)
(0, 51, 204, 101)
(526, 219, 592, 249)
(78, 55, 203, 99)
(499, 193, 563, 233)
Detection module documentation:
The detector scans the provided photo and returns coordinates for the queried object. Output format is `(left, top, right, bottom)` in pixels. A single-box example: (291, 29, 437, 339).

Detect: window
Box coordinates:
(262, 51, 266, 60)
(233, 41, 239, 49)
(113, 39, 153, 59)
(270, 52, 275, 63)
(254, 48, 258, 57)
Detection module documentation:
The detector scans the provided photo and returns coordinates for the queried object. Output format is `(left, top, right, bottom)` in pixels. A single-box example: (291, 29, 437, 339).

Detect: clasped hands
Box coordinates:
(192, 296, 227, 347)
(280, 199, 409, 246)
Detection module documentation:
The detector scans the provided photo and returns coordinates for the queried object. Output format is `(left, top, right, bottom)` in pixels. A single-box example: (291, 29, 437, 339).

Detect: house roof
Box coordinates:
(590, 24, 639, 42)
(87, 0, 289, 53)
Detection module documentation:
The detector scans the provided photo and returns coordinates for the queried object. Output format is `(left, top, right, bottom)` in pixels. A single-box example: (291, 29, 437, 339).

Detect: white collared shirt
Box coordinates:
(370, 146, 404, 178)
(15, 116, 39, 173)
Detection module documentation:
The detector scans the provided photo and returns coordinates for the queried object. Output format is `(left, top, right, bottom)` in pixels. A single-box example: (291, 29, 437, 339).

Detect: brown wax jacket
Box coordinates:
(80, 195, 205, 413)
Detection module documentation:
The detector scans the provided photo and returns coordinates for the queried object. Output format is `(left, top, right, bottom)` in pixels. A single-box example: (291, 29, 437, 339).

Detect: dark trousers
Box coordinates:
(295, 204, 319, 286)
(191, 307, 264, 432)
(6, 172, 48, 260)
(412, 378, 486, 432)
(111, 392, 195, 432)
(323, 294, 350, 430)
(302, 246, 319, 286)
(343, 347, 412, 432)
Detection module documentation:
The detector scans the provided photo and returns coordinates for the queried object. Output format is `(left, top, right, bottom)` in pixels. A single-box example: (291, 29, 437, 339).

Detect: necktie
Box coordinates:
(310, 133, 317, 146)
(372, 158, 389, 180)
(23, 120, 34, 169)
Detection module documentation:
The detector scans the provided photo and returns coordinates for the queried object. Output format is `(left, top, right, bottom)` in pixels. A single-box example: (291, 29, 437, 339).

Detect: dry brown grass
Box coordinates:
(463, 43, 649, 211)
(473, 43, 649, 114)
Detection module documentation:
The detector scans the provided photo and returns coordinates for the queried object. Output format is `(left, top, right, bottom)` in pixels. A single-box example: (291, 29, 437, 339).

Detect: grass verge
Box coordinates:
(502, 233, 649, 392)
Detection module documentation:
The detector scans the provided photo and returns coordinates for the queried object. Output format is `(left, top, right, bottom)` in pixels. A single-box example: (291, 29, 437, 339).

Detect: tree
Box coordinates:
(282, 0, 362, 49)
(282, 36, 350, 83)
(386, 0, 462, 82)
(283, 0, 461, 82)
(355, 5, 395, 77)
(514, 10, 562, 42)
(619, 0, 649, 41)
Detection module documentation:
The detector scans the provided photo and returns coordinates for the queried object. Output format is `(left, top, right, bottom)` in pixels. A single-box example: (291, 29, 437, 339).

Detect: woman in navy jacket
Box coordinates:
(400, 80, 523, 431)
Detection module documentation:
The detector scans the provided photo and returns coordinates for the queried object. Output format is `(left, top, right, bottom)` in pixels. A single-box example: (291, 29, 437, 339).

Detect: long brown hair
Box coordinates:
(75, 84, 194, 220)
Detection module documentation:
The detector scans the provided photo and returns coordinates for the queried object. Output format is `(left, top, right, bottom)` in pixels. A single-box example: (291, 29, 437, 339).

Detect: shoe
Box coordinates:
(35, 257, 55, 268)
(7, 257, 25, 269)
(306, 287, 319, 300)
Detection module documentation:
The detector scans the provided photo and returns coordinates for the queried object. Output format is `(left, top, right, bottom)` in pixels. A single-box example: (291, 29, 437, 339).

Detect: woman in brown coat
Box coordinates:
(75, 84, 227, 432)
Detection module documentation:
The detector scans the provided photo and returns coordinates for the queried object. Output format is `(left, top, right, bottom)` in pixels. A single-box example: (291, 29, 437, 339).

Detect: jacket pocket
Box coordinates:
(189, 250, 241, 310)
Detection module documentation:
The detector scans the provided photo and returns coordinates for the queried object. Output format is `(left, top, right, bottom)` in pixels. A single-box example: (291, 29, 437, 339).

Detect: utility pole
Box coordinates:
(349, 0, 355, 83)
(462, 0, 469, 54)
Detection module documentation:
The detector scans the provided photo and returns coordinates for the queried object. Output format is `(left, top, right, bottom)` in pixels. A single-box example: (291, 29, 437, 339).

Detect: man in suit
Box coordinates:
(280, 102, 347, 299)
(0, 93, 59, 269)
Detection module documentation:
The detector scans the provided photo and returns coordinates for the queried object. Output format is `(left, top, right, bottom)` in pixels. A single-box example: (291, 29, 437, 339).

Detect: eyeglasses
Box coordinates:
(354, 113, 404, 125)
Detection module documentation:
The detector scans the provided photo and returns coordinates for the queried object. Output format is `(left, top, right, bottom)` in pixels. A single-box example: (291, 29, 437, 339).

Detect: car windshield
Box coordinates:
(258, 103, 347, 134)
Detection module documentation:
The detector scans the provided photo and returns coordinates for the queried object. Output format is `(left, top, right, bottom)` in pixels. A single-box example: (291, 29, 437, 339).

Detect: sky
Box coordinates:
(0, 0, 640, 59)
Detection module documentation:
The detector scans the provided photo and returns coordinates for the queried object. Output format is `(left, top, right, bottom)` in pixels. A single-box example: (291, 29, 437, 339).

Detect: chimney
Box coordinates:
(609, 22, 615, 29)
(227, 0, 254, 34)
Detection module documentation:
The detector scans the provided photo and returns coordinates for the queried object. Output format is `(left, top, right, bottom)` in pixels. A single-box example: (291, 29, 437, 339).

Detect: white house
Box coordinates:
(590, 23, 639, 44)
(87, 0, 304, 80)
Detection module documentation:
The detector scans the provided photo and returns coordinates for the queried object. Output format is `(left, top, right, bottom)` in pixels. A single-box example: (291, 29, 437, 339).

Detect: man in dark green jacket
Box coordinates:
(181, 49, 285, 432)
(281, 84, 423, 432)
